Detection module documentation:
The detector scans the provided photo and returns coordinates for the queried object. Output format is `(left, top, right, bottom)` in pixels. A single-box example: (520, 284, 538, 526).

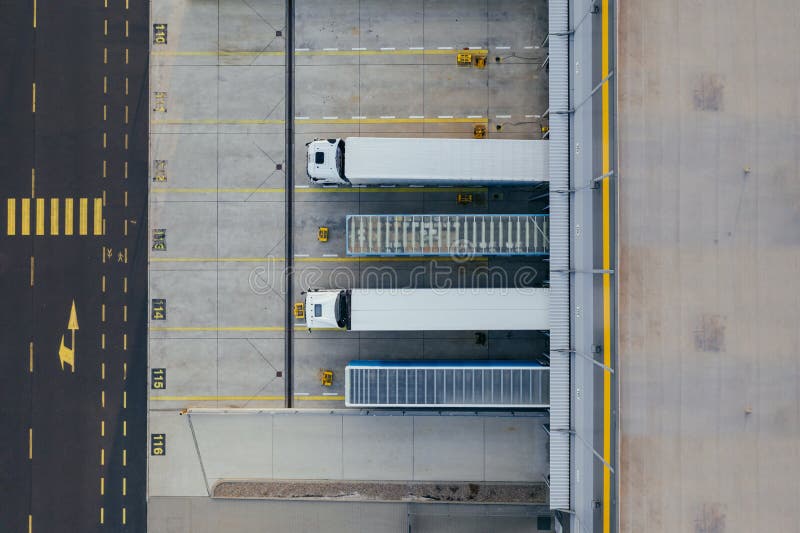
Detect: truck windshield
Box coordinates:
(336, 140, 345, 180)
(335, 291, 348, 328)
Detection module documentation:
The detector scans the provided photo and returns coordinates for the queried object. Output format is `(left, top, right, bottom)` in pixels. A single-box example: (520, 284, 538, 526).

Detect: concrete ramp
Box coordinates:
(148, 410, 549, 498)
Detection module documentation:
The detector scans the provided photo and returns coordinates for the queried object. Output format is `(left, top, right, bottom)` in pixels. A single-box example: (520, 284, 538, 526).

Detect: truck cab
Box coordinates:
(306, 138, 347, 185)
(304, 289, 351, 330)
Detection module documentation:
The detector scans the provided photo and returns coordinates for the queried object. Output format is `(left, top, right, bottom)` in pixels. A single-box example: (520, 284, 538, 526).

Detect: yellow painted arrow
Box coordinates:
(58, 300, 78, 372)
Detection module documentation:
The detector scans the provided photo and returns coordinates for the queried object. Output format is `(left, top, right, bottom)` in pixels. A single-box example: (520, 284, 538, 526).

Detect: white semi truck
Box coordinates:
(306, 137, 549, 186)
(304, 288, 549, 331)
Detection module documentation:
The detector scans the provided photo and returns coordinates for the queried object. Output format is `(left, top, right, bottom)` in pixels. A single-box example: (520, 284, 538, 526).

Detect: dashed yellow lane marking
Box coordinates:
(7, 198, 15, 235)
(79, 198, 88, 235)
(29, 342, 33, 373)
(65, 198, 73, 235)
(93, 198, 103, 235)
(35, 198, 44, 235)
(21, 198, 30, 235)
(50, 198, 59, 235)
(149, 395, 345, 401)
(31, 83, 35, 112)
(28, 428, 32, 459)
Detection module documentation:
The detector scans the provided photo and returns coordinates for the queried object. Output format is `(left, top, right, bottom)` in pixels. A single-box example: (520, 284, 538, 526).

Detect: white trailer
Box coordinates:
(304, 288, 549, 331)
(305, 137, 549, 186)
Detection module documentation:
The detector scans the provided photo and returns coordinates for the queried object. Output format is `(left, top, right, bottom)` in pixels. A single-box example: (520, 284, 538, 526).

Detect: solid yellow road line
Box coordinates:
(35, 198, 44, 235)
(601, 1, 612, 532)
(93, 198, 102, 235)
(65, 198, 73, 235)
(32, 0, 36, 27)
(50, 198, 58, 235)
(7, 198, 15, 235)
(79, 198, 88, 235)
(21, 198, 30, 235)
(150, 395, 345, 401)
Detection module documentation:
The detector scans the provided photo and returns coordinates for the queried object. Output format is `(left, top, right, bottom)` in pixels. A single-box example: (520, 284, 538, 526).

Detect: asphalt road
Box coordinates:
(0, 0, 147, 530)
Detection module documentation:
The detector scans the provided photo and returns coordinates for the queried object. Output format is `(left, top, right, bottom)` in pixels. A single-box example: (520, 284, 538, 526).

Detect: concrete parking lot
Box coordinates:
(148, 0, 553, 529)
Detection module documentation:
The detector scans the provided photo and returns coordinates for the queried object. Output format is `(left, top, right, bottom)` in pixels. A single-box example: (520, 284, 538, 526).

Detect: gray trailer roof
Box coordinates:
(345, 137, 549, 185)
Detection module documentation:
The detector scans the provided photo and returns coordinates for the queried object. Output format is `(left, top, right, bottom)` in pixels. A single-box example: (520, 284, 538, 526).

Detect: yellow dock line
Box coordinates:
(601, 1, 613, 532)
(150, 326, 286, 332)
(151, 186, 486, 194)
(149, 256, 487, 263)
(151, 117, 487, 125)
(150, 326, 343, 332)
(150, 395, 344, 401)
(151, 49, 488, 57)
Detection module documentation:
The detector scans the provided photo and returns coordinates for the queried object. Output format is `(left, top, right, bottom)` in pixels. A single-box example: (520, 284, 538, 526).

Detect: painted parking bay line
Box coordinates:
(149, 256, 488, 263)
(151, 48, 488, 57)
(151, 186, 486, 194)
(151, 117, 487, 126)
(149, 395, 344, 401)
